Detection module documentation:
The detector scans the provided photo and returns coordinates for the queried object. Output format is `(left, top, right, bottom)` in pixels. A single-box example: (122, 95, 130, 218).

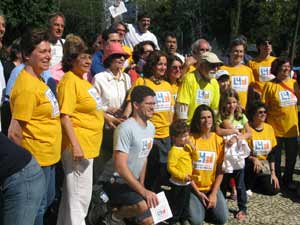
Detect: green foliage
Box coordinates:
(0, 0, 58, 44)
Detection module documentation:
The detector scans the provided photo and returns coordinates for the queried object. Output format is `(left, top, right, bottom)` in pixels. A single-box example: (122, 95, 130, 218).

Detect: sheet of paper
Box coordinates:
(109, 1, 127, 18)
(150, 191, 173, 224)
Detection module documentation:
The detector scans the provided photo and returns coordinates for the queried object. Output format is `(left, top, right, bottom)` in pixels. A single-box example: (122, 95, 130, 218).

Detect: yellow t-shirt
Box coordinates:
(189, 132, 224, 192)
(131, 77, 174, 138)
(10, 69, 62, 166)
(261, 78, 299, 137)
(220, 65, 255, 109)
(248, 123, 277, 160)
(247, 56, 277, 93)
(57, 71, 104, 158)
(176, 71, 220, 124)
(167, 144, 198, 182)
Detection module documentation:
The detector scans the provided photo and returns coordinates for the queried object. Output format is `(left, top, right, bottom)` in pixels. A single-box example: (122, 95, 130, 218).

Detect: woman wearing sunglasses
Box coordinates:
(245, 101, 280, 195)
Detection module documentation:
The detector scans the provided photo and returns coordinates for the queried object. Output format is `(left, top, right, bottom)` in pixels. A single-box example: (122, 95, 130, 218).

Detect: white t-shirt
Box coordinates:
(50, 39, 65, 68)
(124, 24, 159, 49)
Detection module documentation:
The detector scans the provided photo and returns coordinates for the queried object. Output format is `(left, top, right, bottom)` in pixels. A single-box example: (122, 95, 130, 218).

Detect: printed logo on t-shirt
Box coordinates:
(259, 67, 271, 80)
(138, 138, 153, 158)
(45, 89, 60, 118)
(154, 91, 171, 112)
(88, 87, 102, 110)
(253, 140, 271, 156)
(193, 151, 216, 171)
(231, 76, 248, 92)
(278, 91, 297, 107)
(196, 89, 211, 105)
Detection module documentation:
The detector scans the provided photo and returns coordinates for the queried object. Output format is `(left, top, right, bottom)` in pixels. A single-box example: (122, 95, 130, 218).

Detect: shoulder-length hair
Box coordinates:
(143, 50, 168, 78)
(190, 104, 215, 134)
(218, 89, 243, 121)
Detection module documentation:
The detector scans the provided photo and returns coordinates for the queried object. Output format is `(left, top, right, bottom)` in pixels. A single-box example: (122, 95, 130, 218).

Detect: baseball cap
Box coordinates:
(200, 52, 223, 65)
(215, 70, 230, 80)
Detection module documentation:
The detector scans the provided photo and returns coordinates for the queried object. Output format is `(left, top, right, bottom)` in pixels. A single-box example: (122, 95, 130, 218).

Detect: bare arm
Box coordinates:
(139, 159, 147, 185)
(207, 163, 224, 208)
(8, 118, 25, 146)
(216, 125, 239, 136)
(237, 122, 252, 140)
(61, 114, 84, 160)
(114, 151, 158, 208)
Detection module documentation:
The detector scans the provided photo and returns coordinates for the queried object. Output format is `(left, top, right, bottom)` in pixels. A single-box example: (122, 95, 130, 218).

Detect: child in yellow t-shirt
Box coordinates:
(165, 120, 198, 225)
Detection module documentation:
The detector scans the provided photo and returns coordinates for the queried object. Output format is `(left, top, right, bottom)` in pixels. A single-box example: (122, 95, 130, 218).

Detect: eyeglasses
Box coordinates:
(257, 110, 267, 114)
(206, 62, 219, 69)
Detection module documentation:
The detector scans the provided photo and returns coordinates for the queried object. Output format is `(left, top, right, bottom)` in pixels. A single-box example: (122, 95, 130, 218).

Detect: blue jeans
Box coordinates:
(273, 137, 298, 185)
(34, 165, 56, 225)
(189, 190, 228, 225)
(1, 157, 46, 225)
(221, 169, 247, 212)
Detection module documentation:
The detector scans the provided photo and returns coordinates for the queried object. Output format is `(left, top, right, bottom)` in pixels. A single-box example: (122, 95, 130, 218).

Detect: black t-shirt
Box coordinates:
(0, 132, 31, 183)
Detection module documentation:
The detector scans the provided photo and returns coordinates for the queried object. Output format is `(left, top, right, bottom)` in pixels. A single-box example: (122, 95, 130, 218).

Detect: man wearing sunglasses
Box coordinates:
(176, 52, 222, 124)
(248, 36, 277, 94)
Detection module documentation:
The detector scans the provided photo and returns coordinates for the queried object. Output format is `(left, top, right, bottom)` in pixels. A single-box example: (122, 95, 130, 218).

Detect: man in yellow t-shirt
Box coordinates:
(248, 36, 276, 94)
(176, 52, 222, 124)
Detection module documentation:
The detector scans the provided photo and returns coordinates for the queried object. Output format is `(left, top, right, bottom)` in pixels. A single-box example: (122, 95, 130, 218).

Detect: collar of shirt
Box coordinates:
(106, 69, 126, 82)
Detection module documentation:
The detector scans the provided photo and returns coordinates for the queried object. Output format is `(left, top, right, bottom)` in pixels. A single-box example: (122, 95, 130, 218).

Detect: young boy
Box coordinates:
(165, 120, 198, 225)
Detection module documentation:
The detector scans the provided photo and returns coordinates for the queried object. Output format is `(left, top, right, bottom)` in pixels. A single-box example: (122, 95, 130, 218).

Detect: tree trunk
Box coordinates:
(291, 0, 300, 66)
(229, 0, 241, 41)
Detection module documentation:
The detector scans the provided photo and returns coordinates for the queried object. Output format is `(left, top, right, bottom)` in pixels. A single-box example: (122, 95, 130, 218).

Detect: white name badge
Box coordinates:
(88, 87, 102, 110)
(193, 151, 216, 171)
(154, 91, 171, 112)
(138, 138, 153, 158)
(253, 140, 271, 156)
(196, 89, 211, 105)
(278, 91, 297, 107)
(231, 76, 249, 92)
(45, 89, 60, 118)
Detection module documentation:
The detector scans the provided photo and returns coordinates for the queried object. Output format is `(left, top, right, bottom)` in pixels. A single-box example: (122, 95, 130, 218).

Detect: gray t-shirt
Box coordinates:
(100, 117, 155, 183)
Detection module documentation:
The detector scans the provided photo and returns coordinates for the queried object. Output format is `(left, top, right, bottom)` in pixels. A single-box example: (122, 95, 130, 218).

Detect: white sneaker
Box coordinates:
(246, 190, 253, 197)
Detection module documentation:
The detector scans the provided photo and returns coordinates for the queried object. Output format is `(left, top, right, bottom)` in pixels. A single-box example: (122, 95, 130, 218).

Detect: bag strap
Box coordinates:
(278, 81, 299, 99)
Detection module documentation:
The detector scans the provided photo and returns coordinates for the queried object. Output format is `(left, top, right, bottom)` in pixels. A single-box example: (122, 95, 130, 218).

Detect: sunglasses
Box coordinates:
(257, 110, 267, 114)
(261, 41, 272, 45)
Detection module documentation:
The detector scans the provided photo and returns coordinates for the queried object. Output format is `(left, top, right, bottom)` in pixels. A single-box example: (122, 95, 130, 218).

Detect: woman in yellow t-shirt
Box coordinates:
(166, 54, 183, 119)
(9, 28, 61, 225)
(261, 57, 300, 188)
(188, 104, 228, 225)
(245, 101, 280, 195)
(56, 34, 104, 225)
(131, 50, 174, 190)
(219, 38, 255, 109)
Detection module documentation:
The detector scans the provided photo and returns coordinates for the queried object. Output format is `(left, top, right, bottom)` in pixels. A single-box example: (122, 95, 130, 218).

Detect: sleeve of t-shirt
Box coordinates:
(176, 75, 192, 105)
(57, 77, 77, 115)
(113, 123, 132, 154)
(210, 80, 220, 111)
(12, 90, 36, 122)
(241, 114, 249, 126)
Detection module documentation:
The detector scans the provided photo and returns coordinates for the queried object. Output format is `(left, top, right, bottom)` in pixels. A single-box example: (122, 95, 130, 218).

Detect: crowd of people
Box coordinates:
(0, 9, 299, 225)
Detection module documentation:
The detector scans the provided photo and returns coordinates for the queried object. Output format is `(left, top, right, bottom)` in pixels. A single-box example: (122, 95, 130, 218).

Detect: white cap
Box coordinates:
(215, 70, 230, 80)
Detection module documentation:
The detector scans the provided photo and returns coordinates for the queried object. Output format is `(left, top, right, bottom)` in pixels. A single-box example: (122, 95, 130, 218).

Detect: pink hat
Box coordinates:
(102, 42, 130, 63)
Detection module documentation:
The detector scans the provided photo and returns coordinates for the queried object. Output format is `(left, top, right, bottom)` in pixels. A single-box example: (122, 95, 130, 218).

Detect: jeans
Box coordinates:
(35, 165, 56, 225)
(273, 137, 298, 185)
(1, 157, 46, 225)
(221, 169, 247, 212)
(189, 190, 228, 225)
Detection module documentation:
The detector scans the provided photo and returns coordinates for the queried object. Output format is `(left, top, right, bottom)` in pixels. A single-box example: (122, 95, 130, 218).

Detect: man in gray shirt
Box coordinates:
(103, 85, 158, 225)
